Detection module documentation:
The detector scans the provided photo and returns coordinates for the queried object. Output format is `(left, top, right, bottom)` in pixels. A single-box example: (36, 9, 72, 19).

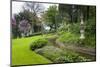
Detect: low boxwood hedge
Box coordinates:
(30, 38, 48, 50)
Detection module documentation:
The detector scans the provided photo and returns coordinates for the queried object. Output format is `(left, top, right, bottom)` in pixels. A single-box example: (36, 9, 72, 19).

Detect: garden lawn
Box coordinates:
(12, 36, 52, 66)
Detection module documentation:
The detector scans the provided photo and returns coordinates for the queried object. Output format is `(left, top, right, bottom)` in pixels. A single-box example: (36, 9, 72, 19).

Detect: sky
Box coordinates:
(12, 1, 58, 15)
(12, 2, 24, 14)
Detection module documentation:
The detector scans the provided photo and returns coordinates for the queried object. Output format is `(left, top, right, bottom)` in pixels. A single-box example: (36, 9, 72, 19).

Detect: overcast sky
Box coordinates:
(12, 1, 58, 15)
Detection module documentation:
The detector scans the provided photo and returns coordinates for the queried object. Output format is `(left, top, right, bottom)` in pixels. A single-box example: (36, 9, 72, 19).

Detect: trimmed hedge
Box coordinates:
(30, 38, 48, 50)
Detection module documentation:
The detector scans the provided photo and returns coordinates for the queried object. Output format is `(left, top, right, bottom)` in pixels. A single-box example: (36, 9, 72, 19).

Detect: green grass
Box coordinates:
(12, 36, 52, 66)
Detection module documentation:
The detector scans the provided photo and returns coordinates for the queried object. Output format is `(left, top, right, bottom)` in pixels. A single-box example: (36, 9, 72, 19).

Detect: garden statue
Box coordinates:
(80, 12, 85, 39)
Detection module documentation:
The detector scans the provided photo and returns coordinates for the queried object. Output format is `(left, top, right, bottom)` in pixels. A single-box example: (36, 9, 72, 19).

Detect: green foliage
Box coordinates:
(79, 36, 96, 48)
(58, 23, 70, 32)
(88, 6, 96, 18)
(57, 32, 79, 44)
(80, 17, 96, 48)
(35, 46, 89, 63)
(42, 5, 58, 30)
(55, 52, 88, 63)
(15, 10, 33, 23)
(58, 23, 80, 35)
(42, 33, 58, 40)
(44, 5, 58, 23)
(30, 38, 48, 50)
(57, 31, 66, 35)
(69, 23, 80, 34)
(85, 17, 96, 35)
(35, 46, 65, 62)
(86, 36, 96, 48)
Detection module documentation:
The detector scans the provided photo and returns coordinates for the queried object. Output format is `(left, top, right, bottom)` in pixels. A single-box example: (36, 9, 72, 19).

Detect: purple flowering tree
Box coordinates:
(18, 20, 32, 37)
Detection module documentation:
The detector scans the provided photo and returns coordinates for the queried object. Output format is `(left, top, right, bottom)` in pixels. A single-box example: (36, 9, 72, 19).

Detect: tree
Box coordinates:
(42, 5, 58, 31)
(23, 2, 44, 32)
(59, 4, 79, 23)
(24, 2, 44, 15)
(18, 20, 32, 37)
(15, 9, 33, 22)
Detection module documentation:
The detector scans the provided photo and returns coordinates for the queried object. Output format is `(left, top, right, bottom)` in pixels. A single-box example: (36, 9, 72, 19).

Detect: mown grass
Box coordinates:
(12, 36, 52, 66)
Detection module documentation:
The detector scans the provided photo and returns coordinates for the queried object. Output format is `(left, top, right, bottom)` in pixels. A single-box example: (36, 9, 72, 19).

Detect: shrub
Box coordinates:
(69, 23, 80, 34)
(57, 31, 66, 35)
(83, 17, 96, 48)
(54, 51, 89, 63)
(35, 46, 89, 63)
(44, 34, 58, 39)
(58, 24, 70, 32)
(30, 38, 48, 50)
(35, 46, 65, 62)
(78, 36, 96, 48)
(57, 32, 79, 44)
